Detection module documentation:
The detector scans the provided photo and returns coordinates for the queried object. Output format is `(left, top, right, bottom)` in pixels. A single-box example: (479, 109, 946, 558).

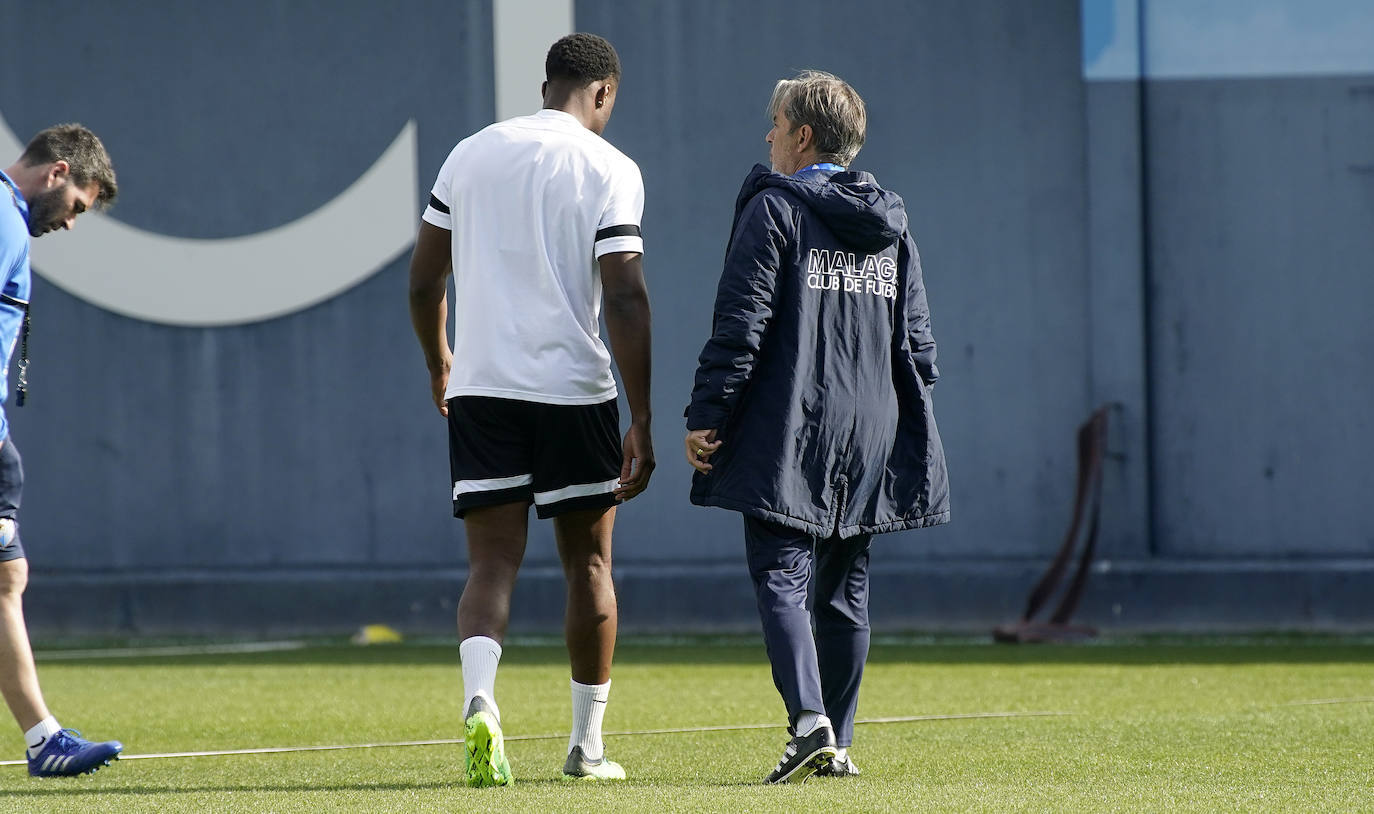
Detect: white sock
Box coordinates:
(569, 678, 610, 761)
(794, 711, 831, 737)
(834, 747, 849, 761)
(25, 717, 61, 757)
(460, 636, 502, 722)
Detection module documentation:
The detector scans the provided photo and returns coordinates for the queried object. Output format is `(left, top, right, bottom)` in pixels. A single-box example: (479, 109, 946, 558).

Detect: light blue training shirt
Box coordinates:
(0, 170, 33, 443)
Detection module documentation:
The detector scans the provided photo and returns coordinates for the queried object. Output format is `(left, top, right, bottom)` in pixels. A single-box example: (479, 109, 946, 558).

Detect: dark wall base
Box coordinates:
(25, 559, 1374, 638)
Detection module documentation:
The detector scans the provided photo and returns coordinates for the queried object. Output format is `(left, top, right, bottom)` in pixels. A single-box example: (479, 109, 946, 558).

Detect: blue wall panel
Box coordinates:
(0, 1, 496, 573)
(0, 0, 1367, 633)
(580, 0, 1092, 564)
(1145, 75, 1374, 557)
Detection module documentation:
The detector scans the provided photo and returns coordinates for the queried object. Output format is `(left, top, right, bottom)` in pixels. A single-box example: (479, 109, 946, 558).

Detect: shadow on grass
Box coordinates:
(1, 777, 750, 796)
(2, 779, 454, 797)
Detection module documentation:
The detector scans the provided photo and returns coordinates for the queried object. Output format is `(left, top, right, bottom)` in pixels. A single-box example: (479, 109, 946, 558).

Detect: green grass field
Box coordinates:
(0, 636, 1371, 812)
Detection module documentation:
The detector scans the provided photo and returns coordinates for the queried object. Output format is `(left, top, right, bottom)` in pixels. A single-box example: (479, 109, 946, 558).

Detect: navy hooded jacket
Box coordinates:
(686, 164, 950, 538)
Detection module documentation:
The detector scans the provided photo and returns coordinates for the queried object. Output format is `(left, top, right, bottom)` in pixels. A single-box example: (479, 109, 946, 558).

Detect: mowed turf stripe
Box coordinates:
(1283, 696, 1374, 706)
(34, 641, 309, 660)
(0, 710, 1070, 766)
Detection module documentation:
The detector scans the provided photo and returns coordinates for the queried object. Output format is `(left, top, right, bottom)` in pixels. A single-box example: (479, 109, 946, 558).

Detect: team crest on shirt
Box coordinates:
(805, 248, 898, 299)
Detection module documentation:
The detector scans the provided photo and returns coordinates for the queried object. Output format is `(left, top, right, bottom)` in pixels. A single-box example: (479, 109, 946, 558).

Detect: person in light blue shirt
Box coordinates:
(0, 124, 123, 777)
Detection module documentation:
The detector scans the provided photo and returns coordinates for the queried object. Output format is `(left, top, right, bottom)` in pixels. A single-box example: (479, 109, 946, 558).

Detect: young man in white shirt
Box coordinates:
(408, 33, 653, 786)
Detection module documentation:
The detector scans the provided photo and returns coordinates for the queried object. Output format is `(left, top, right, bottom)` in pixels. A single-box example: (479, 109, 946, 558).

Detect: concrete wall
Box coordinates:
(1, 0, 1369, 635)
(1145, 75, 1374, 558)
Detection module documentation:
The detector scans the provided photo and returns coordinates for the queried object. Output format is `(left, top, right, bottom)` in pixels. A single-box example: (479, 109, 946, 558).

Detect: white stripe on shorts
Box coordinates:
(532, 477, 619, 506)
(453, 474, 533, 500)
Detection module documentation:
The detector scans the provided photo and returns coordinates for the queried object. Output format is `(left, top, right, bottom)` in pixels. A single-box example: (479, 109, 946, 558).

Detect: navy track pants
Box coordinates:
(743, 515, 871, 747)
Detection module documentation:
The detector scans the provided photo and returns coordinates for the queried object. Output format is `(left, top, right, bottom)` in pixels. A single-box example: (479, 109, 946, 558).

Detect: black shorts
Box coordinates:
(0, 439, 25, 562)
(447, 396, 622, 519)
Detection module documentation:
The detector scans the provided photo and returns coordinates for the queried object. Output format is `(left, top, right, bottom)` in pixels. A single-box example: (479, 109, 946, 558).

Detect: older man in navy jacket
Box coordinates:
(685, 71, 949, 784)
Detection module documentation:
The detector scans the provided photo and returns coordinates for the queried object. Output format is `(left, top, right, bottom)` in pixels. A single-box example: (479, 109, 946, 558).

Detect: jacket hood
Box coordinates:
(734, 163, 907, 254)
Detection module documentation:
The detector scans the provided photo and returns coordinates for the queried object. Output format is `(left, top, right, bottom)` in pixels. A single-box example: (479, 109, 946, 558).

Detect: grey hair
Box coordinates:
(767, 70, 867, 166)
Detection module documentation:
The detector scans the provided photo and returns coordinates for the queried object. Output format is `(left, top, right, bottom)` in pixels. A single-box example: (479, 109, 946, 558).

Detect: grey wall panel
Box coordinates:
(581, 0, 1093, 561)
(0, 0, 1099, 606)
(1145, 75, 1374, 557)
(6, 0, 1318, 632)
(1, 0, 497, 572)
(1, 1, 494, 239)
(1084, 79, 1151, 559)
(11, 263, 471, 570)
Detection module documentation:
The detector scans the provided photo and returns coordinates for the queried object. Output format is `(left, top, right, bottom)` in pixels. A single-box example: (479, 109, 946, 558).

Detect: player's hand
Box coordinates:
(685, 429, 721, 473)
(615, 420, 655, 501)
(429, 355, 451, 417)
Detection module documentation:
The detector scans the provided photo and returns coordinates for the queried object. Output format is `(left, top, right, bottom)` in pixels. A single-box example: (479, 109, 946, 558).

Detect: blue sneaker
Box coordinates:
(27, 729, 123, 777)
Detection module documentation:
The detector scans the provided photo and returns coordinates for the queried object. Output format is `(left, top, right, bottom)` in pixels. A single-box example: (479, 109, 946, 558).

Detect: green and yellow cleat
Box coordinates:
(463, 697, 512, 787)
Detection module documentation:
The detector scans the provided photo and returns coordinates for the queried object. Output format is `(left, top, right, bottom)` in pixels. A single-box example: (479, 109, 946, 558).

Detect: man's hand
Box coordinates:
(615, 420, 655, 501)
(601, 250, 654, 502)
(429, 353, 452, 417)
(685, 428, 721, 473)
(408, 221, 454, 419)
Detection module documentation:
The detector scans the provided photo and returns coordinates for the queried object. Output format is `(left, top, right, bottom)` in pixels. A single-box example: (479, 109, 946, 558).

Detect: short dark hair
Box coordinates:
(545, 33, 621, 85)
(20, 123, 117, 208)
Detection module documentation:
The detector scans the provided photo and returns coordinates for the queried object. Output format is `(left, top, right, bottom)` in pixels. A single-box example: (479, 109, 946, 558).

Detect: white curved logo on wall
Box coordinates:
(0, 116, 417, 327)
(2, 0, 572, 327)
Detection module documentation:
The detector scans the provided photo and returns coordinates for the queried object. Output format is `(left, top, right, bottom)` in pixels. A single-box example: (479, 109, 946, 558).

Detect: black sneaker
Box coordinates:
(815, 752, 861, 777)
(765, 724, 837, 784)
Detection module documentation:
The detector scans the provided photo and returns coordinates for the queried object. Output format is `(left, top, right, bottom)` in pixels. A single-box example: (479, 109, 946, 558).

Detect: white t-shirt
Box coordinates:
(423, 108, 645, 405)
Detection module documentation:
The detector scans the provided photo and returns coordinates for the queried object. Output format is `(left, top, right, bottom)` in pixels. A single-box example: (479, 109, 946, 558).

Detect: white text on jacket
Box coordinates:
(805, 248, 898, 299)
